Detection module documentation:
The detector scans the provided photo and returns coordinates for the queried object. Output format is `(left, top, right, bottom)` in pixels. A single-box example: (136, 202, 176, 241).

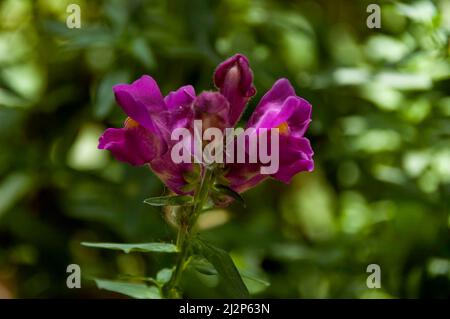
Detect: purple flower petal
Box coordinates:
(149, 152, 194, 195)
(158, 85, 196, 138)
(225, 78, 314, 192)
(250, 96, 312, 137)
(272, 135, 314, 183)
(98, 122, 163, 166)
(247, 78, 295, 128)
(193, 92, 230, 130)
(287, 97, 312, 137)
(164, 85, 196, 110)
(214, 54, 256, 126)
(225, 162, 267, 194)
(113, 75, 166, 132)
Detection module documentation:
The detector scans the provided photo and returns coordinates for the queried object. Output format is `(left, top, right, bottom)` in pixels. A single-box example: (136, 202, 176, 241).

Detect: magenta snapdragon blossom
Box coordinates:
(98, 54, 314, 199)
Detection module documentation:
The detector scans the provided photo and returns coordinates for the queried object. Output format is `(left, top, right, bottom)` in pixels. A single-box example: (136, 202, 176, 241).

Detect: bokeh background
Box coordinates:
(0, 0, 449, 298)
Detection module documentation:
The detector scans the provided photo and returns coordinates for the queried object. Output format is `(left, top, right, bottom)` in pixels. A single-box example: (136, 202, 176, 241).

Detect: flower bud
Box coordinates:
(214, 54, 256, 126)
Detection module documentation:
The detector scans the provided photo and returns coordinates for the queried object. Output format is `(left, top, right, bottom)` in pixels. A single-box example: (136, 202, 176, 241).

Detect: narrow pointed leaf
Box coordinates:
(117, 274, 158, 285)
(191, 257, 270, 287)
(143, 195, 193, 207)
(81, 242, 178, 253)
(192, 238, 250, 298)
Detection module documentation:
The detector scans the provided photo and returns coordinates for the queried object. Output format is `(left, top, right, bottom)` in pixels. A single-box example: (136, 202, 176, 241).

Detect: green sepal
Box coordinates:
(213, 184, 245, 206)
(143, 195, 193, 207)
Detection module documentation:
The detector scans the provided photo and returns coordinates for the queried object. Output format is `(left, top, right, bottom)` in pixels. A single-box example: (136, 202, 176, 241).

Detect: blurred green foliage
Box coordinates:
(0, 0, 449, 298)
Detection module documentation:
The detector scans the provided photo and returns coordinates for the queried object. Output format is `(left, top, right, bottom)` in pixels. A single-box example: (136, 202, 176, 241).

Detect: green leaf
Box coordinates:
(190, 257, 218, 275)
(117, 274, 158, 285)
(81, 242, 178, 253)
(191, 257, 270, 287)
(129, 37, 156, 69)
(192, 238, 250, 298)
(0, 74, 25, 100)
(94, 279, 161, 299)
(94, 70, 129, 119)
(156, 267, 174, 285)
(43, 21, 114, 49)
(213, 184, 245, 206)
(0, 172, 33, 218)
(143, 195, 193, 207)
(241, 273, 270, 287)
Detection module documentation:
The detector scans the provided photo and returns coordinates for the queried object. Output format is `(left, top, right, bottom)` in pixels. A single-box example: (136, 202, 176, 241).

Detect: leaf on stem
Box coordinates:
(191, 256, 270, 287)
(192, 238, 250, 298)
(81, 242, 178, 253)
(156, 267, 174, 285)
(94, 279, 161, 299)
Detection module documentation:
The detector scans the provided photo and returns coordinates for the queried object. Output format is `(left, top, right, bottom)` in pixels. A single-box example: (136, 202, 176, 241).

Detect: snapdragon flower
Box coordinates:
(98, 54, 313, 200)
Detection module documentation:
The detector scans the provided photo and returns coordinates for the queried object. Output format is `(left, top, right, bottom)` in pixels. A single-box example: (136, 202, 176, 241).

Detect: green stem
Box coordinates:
(164, 166, 214, 298)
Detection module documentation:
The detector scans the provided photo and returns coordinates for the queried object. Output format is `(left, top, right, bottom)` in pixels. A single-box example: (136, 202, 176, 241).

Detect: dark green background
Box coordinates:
(0, 0, 449, 298)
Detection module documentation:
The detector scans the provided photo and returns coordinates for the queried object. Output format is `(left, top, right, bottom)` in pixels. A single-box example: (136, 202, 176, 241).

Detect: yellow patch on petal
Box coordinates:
(276, 121, 290, 135)
(124, 117, 139, 129)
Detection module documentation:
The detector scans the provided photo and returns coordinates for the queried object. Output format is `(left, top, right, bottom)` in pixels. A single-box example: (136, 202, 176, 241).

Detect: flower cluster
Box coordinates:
(98, 54, 314, 200)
